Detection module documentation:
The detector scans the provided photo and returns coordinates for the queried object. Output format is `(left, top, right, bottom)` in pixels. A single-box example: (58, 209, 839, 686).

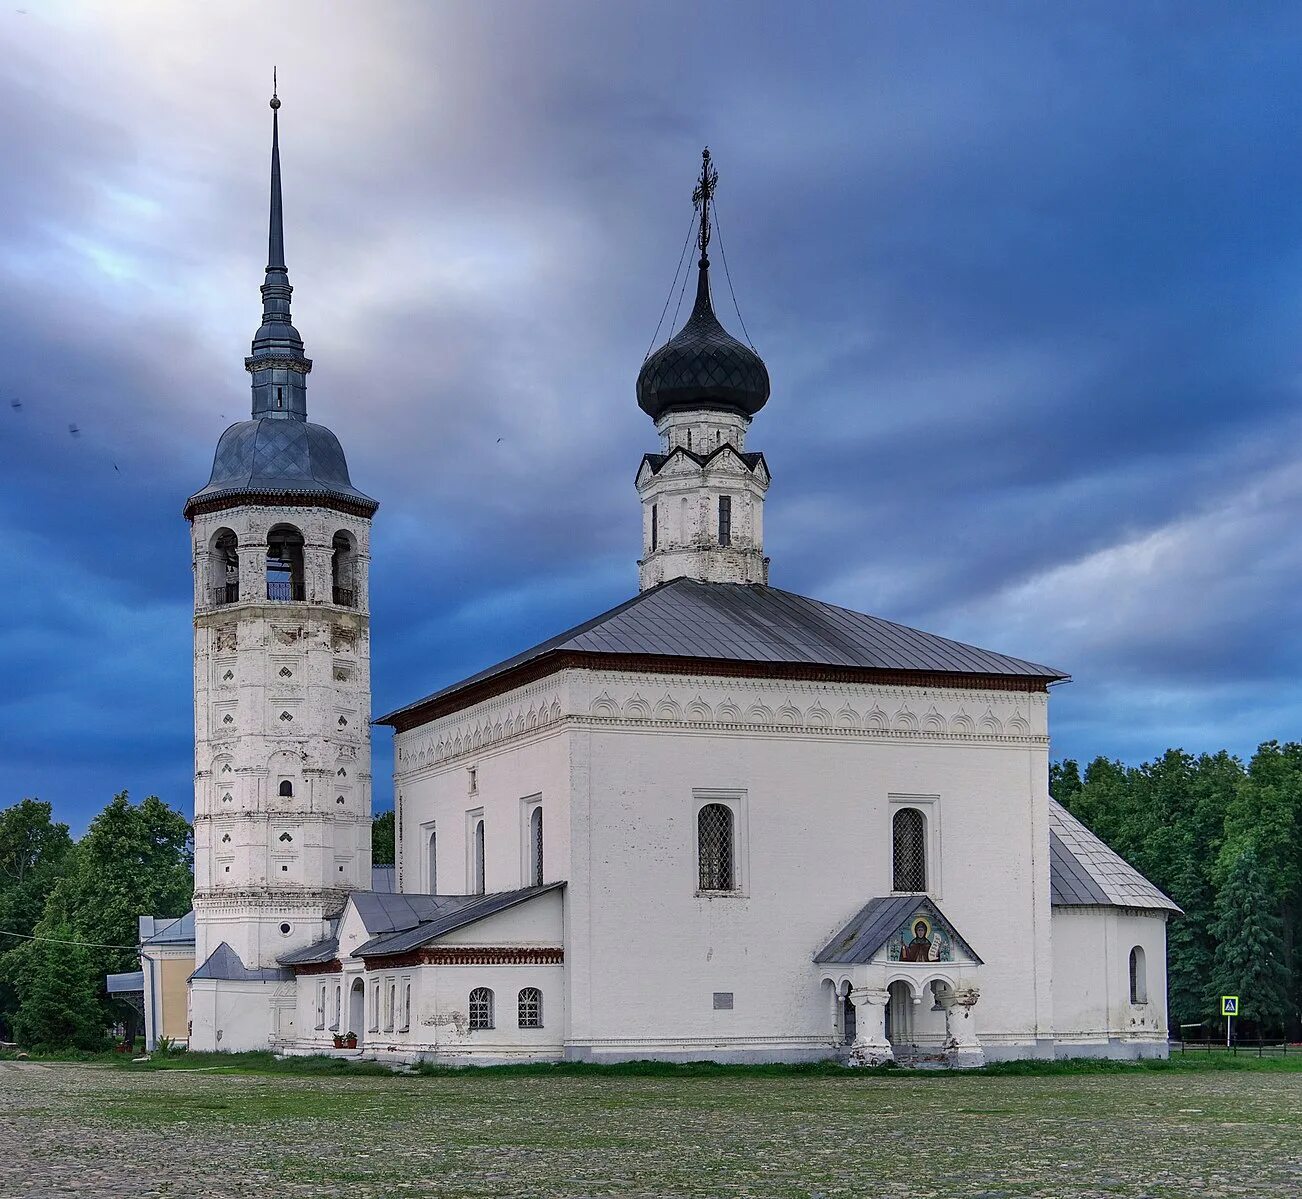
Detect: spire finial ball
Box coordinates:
(270, 95, 281, 110)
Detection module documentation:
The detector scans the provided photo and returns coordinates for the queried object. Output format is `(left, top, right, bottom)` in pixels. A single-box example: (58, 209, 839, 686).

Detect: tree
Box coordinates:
(372, 809, 395, 867)
(38, 792, 192, 996)
(0, 800, 74, 1040)
(9, 924, 106, 1051)
(1220, 742, 1302, 1036)
(1211, 847, 1292, 1035)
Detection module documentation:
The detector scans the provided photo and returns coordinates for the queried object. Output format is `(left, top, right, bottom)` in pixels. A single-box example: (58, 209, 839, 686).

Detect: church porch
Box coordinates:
(816, 895, 985, 1068)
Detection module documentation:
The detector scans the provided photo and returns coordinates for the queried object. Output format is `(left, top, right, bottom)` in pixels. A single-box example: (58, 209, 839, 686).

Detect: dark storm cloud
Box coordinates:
(5, 2, 1302, 827)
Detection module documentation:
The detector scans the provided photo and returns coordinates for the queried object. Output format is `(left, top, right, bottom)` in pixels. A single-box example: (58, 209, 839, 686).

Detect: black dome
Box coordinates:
(185, 417, 377, 516)
(637, 263, 769, 422)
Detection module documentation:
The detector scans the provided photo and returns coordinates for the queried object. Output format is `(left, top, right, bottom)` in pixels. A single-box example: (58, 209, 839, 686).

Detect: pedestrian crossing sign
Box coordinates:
(1221, 995, 1239, 1016)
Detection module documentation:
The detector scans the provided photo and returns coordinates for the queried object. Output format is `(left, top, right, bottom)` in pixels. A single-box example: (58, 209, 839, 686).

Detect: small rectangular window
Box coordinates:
(713, 992, 734, 1010)
(651, 503, 658, 552)
(718, 496, 732, 547)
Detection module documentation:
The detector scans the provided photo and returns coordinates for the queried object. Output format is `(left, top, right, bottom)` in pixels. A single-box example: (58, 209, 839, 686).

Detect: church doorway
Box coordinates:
(841, 990, 857, 1046)
(348, 978, 365, 1046)
(885, 980, 914, 1054)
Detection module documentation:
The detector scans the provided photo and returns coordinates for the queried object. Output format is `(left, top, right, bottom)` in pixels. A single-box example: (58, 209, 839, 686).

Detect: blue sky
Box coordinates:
(6, 2, 1302, 832)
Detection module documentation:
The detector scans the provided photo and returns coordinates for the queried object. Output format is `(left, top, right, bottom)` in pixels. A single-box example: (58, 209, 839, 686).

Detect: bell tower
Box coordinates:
(184, 84, 378, 1044)
(635, 150, 772, 591)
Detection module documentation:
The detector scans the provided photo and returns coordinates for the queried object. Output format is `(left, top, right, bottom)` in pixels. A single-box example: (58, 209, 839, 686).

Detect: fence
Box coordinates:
(1172, 1037, 1293, 1057)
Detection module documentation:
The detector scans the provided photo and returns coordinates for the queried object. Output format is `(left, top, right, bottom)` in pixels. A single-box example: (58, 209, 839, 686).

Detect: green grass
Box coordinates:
(4, 1056, 1300, 1196)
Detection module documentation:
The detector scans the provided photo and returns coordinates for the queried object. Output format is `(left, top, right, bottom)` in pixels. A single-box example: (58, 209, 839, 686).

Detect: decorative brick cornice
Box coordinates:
(361, 946, 564, 970)
(383, 649, 1054, 734)
(245, 354, 313, 374)
(185, 490, 378, 522)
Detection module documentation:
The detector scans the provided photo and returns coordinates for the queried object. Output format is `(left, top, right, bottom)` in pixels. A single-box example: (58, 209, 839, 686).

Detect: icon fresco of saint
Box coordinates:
(890, 913, 953, 963)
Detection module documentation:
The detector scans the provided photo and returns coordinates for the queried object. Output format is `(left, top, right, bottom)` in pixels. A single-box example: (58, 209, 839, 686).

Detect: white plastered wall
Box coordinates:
(394, 666, 1060, 1063)
(1051, 905, 1169, 1057)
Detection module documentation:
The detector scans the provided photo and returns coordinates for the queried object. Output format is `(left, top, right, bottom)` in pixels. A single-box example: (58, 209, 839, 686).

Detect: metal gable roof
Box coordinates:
(379, 578, 1068, 725)
(191, 942, 292, 982)
(1048, 800, 1180, 913)
(140, 911, 195, 946)
(814, 895, 984, 966)
(355, 883, 565, 959)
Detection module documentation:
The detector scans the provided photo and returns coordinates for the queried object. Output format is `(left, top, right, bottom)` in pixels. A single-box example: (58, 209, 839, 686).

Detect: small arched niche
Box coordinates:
(331, 530, 357, 607)
(266, 524, 305, 602)
(209, 528, 239, 606)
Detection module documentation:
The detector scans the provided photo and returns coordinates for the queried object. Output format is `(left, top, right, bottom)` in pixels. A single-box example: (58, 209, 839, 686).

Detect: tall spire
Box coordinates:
(246, 73, 312, 420)
(268, 68, 285, 269)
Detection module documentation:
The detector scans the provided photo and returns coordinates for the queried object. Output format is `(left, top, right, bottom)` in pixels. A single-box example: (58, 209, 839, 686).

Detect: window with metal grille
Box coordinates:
(469, 987, 494, 1030)
(892, 808, 927, 892)
(473, 819, 486, 894)
(698, 803, 735, 891)
(517, 987, 543, 1028)
(530, 807, 543, 887)
(718, 495, 732, 546)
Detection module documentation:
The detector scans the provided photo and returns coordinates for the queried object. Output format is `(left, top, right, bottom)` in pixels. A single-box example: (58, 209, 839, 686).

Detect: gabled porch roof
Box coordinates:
(815, 894, 983, 966)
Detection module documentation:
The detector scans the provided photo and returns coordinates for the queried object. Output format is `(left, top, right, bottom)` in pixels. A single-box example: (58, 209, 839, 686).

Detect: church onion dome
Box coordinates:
(637, 149, 770, 422)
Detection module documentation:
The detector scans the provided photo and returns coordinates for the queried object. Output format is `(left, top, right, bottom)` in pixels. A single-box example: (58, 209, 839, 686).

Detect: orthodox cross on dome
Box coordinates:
(692, 147, 718, 262)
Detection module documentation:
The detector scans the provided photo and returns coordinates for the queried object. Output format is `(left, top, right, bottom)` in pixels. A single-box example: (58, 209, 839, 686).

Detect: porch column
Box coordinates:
(847, 987, 893, 1067)
(942, 985, 984, 1068)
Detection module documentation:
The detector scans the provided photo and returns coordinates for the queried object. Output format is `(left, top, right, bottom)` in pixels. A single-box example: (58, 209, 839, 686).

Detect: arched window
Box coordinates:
(210, 528, 239, 606)
(278, 780, 294, 798)
(698, 804, 735, 891)
(266, 524, 305, 602)
(332, 985, 341, 1030)
(469, 987, 494, 1030)
(473, 819, 485, 894)
(401, 982, 411, 1032)
(518, 987, 543, 1029)
(529, 807, 543, 887)
(331, 530, 356, 607)
(1129, 946, 1148, 1003)
(892, 808, 927, 892)
(427, 828, 437, 893)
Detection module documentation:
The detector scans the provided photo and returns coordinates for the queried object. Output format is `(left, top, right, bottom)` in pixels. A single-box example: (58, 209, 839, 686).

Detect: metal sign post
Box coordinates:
(1221, 995, 1239, 1048)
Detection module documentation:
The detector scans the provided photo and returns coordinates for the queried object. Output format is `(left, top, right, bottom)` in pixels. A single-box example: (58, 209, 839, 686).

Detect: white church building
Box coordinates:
(151, 94, 1179, 1066)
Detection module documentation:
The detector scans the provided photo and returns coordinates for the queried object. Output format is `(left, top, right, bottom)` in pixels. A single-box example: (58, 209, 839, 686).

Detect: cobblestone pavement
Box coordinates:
(2, 1059, 1300, 1198)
